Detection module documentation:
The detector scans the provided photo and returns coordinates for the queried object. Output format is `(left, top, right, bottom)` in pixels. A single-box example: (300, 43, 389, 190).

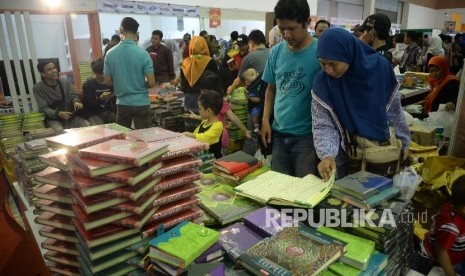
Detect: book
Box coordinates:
(243, 206, 290, 238)
(331, 186, 401, 210)
(33, 184, 73, 204)
(151, 261, 188, 276)
(152, 156, 203, 178)
(213, 151, 258, 174)
(76, 233, 144, 261)
(104, 177, 161, 201)
(148, 221, 220, 268)
(126, 127, 182, 143)
(333, 171, 393, 200)
(24, 138, 49, 151)
(328, 250, 388, 276)
(238, 225, 345, 276)
(111, 191, 162, 215)
(34, 167, 74, 189)
(212, 160, 264, 182)
(41, 239, 80, 256)
(44, 251, 80, 267)
(39, 226, 79, 243)
(76, 244, 138, 274)
(151, 169, 202, 194)
(71, 189, 129, 214)
(234, 170, 335, 208)
(141, 207, 204, 238)
(72, 175, 127, 197)
(188, 262, 225, 276)
(35, 211, 75, 231)
(195, 174, 260, 225)
(218, 222, 262, 261)
(78, 139, 168, 167)
(151, 183, 201, 207)
(317, 226, 375, 271)
(47, 263, 80, 276)
(67, 152, 133, 177)
(45, 127, 124, 152)
(35, 199, 74, 217)
(194, 242, 223, 264)
(160, 135, 209, 160)
(72, 204, 132, 230)
(39, 149, 71, 171)
(90, 162, 162, 186)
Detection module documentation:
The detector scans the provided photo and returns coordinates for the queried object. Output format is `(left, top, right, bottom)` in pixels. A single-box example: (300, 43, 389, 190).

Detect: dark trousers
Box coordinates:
(116, 105, 151, 129)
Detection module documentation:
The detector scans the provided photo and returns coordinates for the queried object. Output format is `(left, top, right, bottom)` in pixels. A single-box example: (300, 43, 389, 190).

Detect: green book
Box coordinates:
(331, 186, 400, 210)
(76, 233, 142, 261)
(78, 257, 138, 276)
(317, 226, 375, 271)
(76, 242, 138, 274)
(148, 221, 219, 268)
(195, 174, 261, 225)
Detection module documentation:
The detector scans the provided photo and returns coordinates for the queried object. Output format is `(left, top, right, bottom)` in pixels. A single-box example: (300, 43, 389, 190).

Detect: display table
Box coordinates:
(399, 87, 430, 106)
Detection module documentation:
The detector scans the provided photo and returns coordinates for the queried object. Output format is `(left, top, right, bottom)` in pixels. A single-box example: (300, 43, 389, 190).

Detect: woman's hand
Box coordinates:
(318, 157, 336, 182)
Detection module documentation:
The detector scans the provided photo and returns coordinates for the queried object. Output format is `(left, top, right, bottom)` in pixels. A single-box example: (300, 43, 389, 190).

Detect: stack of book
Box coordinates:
(148, 221, 221, 275)
(330, 171, 401, 210)
(212, 151, 265, 183)
(194, 174, 261, 226)
(150, 90, 185, 132)
(0, 114, 23, 158)
(194, 151, 215, 173)
(227, 87, 248, 141)
(21, 112, 46, 132)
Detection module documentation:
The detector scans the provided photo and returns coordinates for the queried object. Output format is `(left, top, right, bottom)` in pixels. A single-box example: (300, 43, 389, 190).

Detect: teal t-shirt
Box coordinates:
(104, 39, 154, 106)
(262, 39, 320, 136)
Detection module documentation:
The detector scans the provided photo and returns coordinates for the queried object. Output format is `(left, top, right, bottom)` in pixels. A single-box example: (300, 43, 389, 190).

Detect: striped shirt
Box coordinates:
(421, 203, 465, 265)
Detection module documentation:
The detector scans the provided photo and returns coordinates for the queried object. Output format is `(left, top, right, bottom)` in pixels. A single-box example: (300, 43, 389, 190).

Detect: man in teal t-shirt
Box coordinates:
(261, 0, 320, 177)
(104, 17, 156, 129)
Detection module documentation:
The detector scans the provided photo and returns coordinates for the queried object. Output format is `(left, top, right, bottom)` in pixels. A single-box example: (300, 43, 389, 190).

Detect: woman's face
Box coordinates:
(428, 65, 442, 79)
(319, 58, 349, 78)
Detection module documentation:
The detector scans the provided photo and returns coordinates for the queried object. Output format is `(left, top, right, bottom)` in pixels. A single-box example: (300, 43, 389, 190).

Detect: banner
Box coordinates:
(209, 8, 221, 28)
(98, 0, 199, 17)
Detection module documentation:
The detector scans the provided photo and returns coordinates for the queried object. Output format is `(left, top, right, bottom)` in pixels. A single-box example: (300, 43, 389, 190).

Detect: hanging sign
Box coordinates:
(98, 0, 199, 17)
(209, 8, 221, 28)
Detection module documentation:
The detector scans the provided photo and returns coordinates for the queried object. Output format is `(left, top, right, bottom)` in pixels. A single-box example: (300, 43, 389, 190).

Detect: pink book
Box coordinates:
(34, 167, 74, 189)
(105, 177, 162, 201)
(152, 183, 201, 207)
(45, 127, 124, 152)
(152, 156, 203, 178)
(141, 207, 203, 238)
(159, 136, 209, 160)
(152, 169, 202, 193)
(92, 161, 163, 186)
(78, 139, 168, 167)
(126, 127, 182, 142)
(33, 184, 74, 204)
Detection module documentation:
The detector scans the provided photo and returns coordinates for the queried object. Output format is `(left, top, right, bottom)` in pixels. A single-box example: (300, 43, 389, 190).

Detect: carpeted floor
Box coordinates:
(0, 170, 49, 275)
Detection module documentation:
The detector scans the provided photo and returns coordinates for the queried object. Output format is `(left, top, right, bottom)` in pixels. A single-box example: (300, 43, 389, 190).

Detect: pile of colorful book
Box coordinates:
(30, 125, 209, 275)
(147, 221, 225, 275)
(227, 87, 248, 141)
(212, 151, 266, 184)
(194, 151, 215, 173)
(150, 90, 185, 133)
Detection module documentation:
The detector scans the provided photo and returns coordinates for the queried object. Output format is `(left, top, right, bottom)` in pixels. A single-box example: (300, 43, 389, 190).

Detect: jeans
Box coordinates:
(46, 116, 90, 134)
(116, 105, 151, 129)
(242, 116, 260, 156)
(88, 111, 116, 125)
(271, 132, 317, 177)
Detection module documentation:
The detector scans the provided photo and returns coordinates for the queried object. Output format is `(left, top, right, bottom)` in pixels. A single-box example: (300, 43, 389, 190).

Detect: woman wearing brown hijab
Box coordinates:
(181, 36, 219, 131)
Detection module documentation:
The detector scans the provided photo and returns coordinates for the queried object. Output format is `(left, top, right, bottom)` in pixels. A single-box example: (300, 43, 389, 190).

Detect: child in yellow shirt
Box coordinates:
(183, 90, 223, 158)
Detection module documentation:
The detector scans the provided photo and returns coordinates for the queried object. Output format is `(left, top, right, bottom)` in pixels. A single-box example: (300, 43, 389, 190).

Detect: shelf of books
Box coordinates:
(11, 123, 417, 275)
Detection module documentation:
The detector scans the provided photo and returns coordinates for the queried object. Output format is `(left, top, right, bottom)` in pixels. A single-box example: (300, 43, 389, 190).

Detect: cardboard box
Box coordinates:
(409, 125, 436, 146)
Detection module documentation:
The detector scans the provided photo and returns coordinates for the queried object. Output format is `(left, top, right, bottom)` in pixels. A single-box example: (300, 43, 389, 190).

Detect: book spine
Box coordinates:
(78, 152, 134, 165)
(154, 174, 201, 193)
(77, 133, 125, 150)
(148, 198, 199, 224)
(152, 160, 202, 177)
(153, 187, 200, 207)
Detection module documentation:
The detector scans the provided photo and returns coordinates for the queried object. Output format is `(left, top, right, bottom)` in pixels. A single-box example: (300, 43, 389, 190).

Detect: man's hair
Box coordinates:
(230, 31, 239, 41)
(198, 71, 224, 97)
(406, 31, 419, 42)
(199, 30, 208, 37)
(152, 30, 163, 40)
(198, 90, 223, 116)
(239, 68, 257, 82)
(248, 29, 267, 45)
(111, 34, 120, 42)
(91, 58, 104, 74)
(120, 17, 139, 34)
(37, 59, 55, 73)
(315, 19, 330, 29)
(102, 38, 110, 45)
(452, 175, 465, 207)
(394, 33, 404, 44)
(274, 0, 310, 27)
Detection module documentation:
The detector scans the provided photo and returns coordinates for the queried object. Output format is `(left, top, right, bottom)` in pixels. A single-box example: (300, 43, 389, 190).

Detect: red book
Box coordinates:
(152, 170, 202, 193)
(213, 150, 258, 174)
(45, 127, 124, 152)
(105, 177, 162, 201)
(78, 139, 168, 167)
(212, 160, 264, 181)
(33, 184, 74, 204)
(35, 199, 75, 217)
(39, 149, 70, 171)
(71, 189, 129, 214)
(72, 218, 139, 248)
(47, 263, 80, 276)
(72, 174, 127, 197)
(72, 204, 132, 231)
(41, 238, 80, 256)
(39, 226, 78, 243)
(35, 211, 75, 231)
(110, 191, 162, 215)
(141, 207, 203, 238)
(44, 251, 80, 267)
(127, 127, 182, 142)
(152, 183, 201, 207)
(152, 156, 203, 178)
(92, 161, 162, 186)
(159, 136, 209, 160)
(34, 167, 74, 189)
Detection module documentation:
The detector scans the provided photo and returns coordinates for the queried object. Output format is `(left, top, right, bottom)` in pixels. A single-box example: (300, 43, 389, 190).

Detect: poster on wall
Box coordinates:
(209, 8, 221, 28)
(444, 21, 456, 33)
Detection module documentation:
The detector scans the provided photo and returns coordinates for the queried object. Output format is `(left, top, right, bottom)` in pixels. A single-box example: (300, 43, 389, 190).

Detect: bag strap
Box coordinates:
(345, 129, 358, 158)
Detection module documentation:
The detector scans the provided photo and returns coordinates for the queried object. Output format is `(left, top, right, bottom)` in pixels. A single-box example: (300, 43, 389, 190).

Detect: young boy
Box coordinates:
(240, 68, 262, 133)
(183, 90, 223, 159)
(415, 175, 465, 276)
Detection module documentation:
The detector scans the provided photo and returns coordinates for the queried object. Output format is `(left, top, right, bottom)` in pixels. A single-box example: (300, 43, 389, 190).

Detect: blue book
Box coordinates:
(218, 222, 262, 261)
(331, 186, 400, 210)
(333, 171, 392, 200)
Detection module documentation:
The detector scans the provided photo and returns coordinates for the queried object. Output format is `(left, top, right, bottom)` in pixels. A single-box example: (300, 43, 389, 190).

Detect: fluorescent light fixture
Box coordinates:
(43, 0, 62, 9)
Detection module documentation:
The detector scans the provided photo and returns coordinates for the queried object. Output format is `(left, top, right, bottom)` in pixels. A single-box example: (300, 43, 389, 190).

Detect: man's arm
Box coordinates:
(436, 246, 456, 276)
(33, 85, 58, 119)
(146, 73, 156, 89)
(104, 75, 113, 87)
(260, 84, 276, 147)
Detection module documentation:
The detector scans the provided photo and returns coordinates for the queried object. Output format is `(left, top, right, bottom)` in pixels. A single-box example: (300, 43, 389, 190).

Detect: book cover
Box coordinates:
(194, 242, 223, 264)
(105, 177, 162, 201)
(152, 169, 202, 194)
(24, 138, 48, 151)
(243, 206, 290, 238)
(71, 189, 129, 214)
(39, 149, 70, 171)
(67, 152, 133, 177)
(39, 226, 79, 243)
(331, 186, 401, 210)
(45, 127, 124, 152)
(41, 238, 80, 256)
(148, 221, 220, 268)
(78, 139, 168, 167)
(317, 226, 375, 271)
(212, 160, 264, 182)
(333, 171, 393, 200)
(72, 175, 127, 198)
(238, 226, 345, 276)
(141, 207, 204, 238)
(126, 127, 182, 143)
(160, 136, 209, 160)
(213, 151, 258, 174)
(141, 196, 200, 227)
(152, 156, 203, 178)
(92, 162, 162, 186)
(34, 167, 74, 189)
(44, 251, 80, 267)
(35, 211, 75, 231)
(218, 222, 262, 261)
(33, 184, 74, 204)
(35, 199, 75, 217)
(152, 184, 201, 207)
(195, 174, 260, 225)
(188, 262, 225, 276)
(72, 204, 132, 230)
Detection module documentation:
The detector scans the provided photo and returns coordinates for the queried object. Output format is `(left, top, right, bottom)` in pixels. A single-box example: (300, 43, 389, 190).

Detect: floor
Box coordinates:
(0, 170, 49, 276)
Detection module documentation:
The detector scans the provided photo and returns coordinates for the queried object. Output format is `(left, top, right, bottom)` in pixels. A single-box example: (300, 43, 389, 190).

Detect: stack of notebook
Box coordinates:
(150, 90, 185, 132)
(212, 151, 265, 183)
(227, 87, 248, 141)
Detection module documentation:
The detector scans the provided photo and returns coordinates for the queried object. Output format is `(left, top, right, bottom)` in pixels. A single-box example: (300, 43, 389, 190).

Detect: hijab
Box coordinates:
(181, 36, 212, 87)
(426, 35, 445, 56)
(423, 56, 459, 114)
(313, 28, 398, 142)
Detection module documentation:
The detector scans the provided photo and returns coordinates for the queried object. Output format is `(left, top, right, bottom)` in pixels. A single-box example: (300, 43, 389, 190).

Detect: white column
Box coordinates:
(309, 0, 318, 16)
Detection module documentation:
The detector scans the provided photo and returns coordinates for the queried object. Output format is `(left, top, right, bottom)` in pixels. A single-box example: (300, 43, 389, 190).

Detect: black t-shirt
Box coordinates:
(82, 78, 115, 116)
(432, 80, 460, 112)
(376, 45, 393, 64)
